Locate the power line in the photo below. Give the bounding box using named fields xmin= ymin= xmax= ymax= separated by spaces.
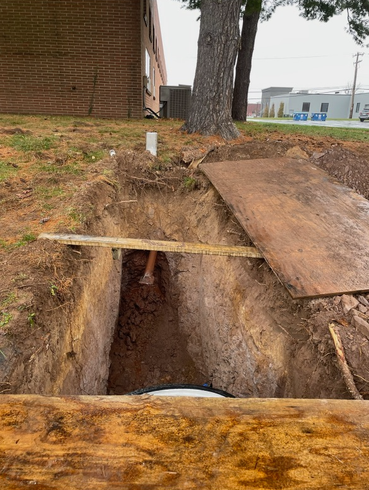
xmin=253 ymin=53 xmax=352 ymax=61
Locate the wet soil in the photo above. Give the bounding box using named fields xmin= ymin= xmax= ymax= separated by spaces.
xmin=108 ymin=251 xmax=205 ymax=394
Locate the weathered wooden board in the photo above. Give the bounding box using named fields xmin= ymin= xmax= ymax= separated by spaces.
xmin=202 ymin=158 xmax=369 ymax=298
xmin=0 ymin=395 xmax=369 ymax=489
xmin=39 ymin=233 xmax=263 ymax=258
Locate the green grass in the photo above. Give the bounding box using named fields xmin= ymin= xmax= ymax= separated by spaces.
xmin=0 ymin=234 xmax=36 ymax=249
xmin=0 ymin=239 xmax=9 ymax=250
xmin=14 ymin=232 xmax=36 ymax=248
xmin=1 ymin=292 xmax=17 ymax=309
xmin=11 ymin=273 xmax=28 ymax=283
xmin=67 ymin=207 xmax=87 ymax=226
xmin=98 ymin=128 xmax=121 ymax=135
xmin=38 ymin=161 xmax=83 ymax=175
xmin=0 ymin=160 xmax=19 ymax=181
xmin=0 ymin=115 xmax=28 ymax=126
xmin=183 ymin=176 xmax=197 ymax=190
xmin=238 ymin=121 xmax=369 ymax=142
xmin=10 ymin=134 xmax=56 ymax=152
xmin=35 ymin=185 xmax=66 ymax=200
xmin=42 ymin=203 xmax=55 ymax=211
xmin=0 ymin=312 xmax=12 ymax=328
xmin=27 ymin=312 xmax=36 ymax=327
xmin=81 ymin=149 xmax=105 ymax=162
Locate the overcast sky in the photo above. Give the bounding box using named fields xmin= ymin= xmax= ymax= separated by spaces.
xmin=156 ymin=1 xmax=369 ymax=102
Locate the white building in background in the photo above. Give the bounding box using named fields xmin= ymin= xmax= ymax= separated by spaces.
xmin=261 ymin=87 xmax=369 ymax=119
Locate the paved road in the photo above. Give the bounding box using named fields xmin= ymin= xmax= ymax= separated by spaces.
xmin=251 ymin=118 xmax=369 ymax=130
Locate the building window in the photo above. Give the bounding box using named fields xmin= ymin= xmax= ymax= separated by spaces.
xmin=320 ymin=103 xmax=329 ymax=112
xmin=145 ymin=49 xmax=150 ymax=78
xmin=152 ymin=67 xmax=156 ymax=98
xmin=302 ymin=102 xmax=310 ymax=112
xmin=143 ymin=0 xmax=147 ymax=25
xmin=356 ymin=102 xmax=361 ymax=113
xmin=153 ymin=27 xmax=156 ymax=52
xmin=145 ymin=48 xmax=152 ymax=93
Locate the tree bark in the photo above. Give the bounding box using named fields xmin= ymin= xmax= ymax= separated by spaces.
xmin=184 ymin=0 xmax=243 ymax=140
xmin=232 ymin=0 xmax=262 ymax=121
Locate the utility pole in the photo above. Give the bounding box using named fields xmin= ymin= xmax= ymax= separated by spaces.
xmin=349 ymin=52 xmax=364 ymax=119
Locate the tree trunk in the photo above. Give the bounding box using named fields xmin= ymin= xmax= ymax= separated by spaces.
xmin=184 ymin=0 xmax=243 ymax=140
xmin=232 ymin=0 xmax=262 ymax=121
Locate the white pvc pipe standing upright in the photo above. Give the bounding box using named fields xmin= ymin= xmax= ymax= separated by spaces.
xmin=146 ymin=131 xmax=158 ymax=156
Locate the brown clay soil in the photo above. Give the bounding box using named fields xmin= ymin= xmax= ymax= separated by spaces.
xmin=1 ymin=115 xmax=369 ymax=399
xmin=108 ymin=251 xmax=206 ymax=394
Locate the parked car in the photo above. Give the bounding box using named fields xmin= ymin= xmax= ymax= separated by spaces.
xmin=359 ymin=104 xmax=369 ymax=122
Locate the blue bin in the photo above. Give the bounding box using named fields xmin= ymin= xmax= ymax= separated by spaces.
xmin=311 ymin=112 xmax=327 ymax=121
xmin=293 ymin=112 xmax=308 ymax=121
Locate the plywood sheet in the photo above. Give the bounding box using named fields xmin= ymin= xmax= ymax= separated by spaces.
xmin=1 ymin=395 xmax=369 ymax=489
xmin=202 ymin=158 xmax=369 ymax=298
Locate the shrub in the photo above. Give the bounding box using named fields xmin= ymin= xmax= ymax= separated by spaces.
xmin=278 ymin=102 xmax=285 ymax=118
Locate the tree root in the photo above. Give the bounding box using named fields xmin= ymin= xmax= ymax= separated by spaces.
xmin=329 ymin=322 xmax=363 ymax=400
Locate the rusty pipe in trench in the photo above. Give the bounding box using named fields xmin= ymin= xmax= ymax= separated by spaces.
xmin=139 ymin=250 xmax=157 ymax=285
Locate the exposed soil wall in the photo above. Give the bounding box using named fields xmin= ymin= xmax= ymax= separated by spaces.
xmin=58 ymin=246 xmax=122 ymax=395
xmin=1 ymin=179 xmax=122 ymax=395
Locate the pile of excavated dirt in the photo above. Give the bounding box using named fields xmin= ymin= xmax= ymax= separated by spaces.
xmin=1 ymin=133 xmax=369 ymax=400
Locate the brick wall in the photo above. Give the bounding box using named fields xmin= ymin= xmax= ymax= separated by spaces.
xmin=0 ymin=0 xmax=155 ymax=118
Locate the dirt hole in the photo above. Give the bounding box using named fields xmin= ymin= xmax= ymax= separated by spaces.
xmin=108 ymin=251 xmax=206 ymax=394
xmin=3 ymin=147 xmax=369 ymax=399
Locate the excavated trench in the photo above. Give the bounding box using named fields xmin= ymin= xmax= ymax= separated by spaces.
xmin=108 ymin=251 xmax=206 ymax=394
xmin=97 ymin=208 xmax=337 ymax=399
xmin=48 ymin=164 xmax=346 ymax=400
xmin=7 ymin=151 xmax=352 ymax=399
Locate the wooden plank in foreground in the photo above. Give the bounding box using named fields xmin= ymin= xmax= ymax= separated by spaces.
xmin=202 ymin=158 xmax=369 ymax=298
xmin=38 ymin=233 xmax=264 ymax=258
xmin=0 ymin=396 xmax=368 ymax=489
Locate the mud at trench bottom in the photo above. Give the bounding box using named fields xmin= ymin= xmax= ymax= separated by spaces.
xmin=107 ymin=251 xmax=206 ymax=394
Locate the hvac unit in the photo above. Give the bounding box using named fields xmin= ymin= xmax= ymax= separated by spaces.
xmin=160 ymin=85 xmax=191 ymax=119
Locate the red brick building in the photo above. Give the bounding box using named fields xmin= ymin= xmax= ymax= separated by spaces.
xmin=0 ymin=0 xmax=167 ymax=118
xmin=247 ymin=103 xmax=261 ymax=117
